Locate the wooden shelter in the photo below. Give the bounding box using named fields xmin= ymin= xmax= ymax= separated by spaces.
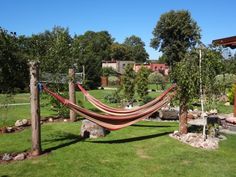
xmin=213 ymin=36 xmax=236 ymax=49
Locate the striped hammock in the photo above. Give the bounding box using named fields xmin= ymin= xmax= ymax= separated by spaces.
xmin=43 ymin=85 xmax=175 ymax=131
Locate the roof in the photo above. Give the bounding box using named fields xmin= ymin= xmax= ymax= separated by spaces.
xmin=212 ymin=36 xmax=236 ymax=49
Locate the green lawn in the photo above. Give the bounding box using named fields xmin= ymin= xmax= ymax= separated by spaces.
xmin=0 ymin=89 xmax=124 ymax=127
xmin=1 ymin=89 xmax=236 ymax=176
xmin=0 ymin=121 xmax=236 ymax=177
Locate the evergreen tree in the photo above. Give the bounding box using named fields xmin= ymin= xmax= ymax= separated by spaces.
xmin=136 ymin=66 xmax=150 ymax=101
xmin=122 ymin=64 xmax=136 ymax=103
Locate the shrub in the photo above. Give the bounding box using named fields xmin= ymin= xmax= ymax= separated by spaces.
xmin=227 ymin=84 xmax=236 ymax=105
xmin=215 ymin=74 xmax=236 ymax=94
xmin=139 ymin=96 xmax=153 ymax=106
xmin=101 ymin=67 xmax=117 ymax=77
xmin=148 ymin=72 xmax=165 ymax=90
xmin=108 ymin=76 xmax=119 ymax=86
xmin=49 ymin=91 xmax=70 ymax=118
xmin=104 ymin=91 xmax=121 ymax=104
xmin=136 ymin=66 xmax=149 ymax=101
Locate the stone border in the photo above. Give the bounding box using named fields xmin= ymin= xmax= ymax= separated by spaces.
xmin=169 ymin=131 xmax=226 ymax=150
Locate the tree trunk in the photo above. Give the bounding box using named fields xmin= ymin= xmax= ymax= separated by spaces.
xmin=179 ymin=100 xmax=188 ymax=134
xmin=29 ymin=61 xmax=42 ymax=156
xmin=69 ymin=68 xmax=76 ymax=122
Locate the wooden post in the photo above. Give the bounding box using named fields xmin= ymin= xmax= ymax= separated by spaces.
xmin=69 ymin=68 xmax=76 ymax=122
xmin=29 ymin=61 xmax=41 ymax=156
xmin=234 ymin=83 xmax=236 ymax=117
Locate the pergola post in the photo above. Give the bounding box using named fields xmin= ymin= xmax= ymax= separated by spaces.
xmin=234 ymin=83 xmax=236 ymax=117
xmin=69 ymin=68 xmax=76 ymax=122
xmin=29 ymin=61 xmax=42 ymax=156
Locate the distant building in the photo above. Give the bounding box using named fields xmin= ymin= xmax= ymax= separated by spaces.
xmin=102 ymin=60 xmax=135 ymax=74
xmin=134 ymin=63 xmax=169 ymax=75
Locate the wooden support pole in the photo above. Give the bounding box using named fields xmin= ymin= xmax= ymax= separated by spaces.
xmin=29 ymin=61 xmax=41 ymax=156
xmin=234 ymin=83 xmax=236 ymax=117
xmin=69 ymin=68 xmax=76 ymax=122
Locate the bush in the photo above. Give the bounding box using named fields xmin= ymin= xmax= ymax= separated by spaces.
xmin=101 ymin=67 xmax=117 ymax=77
xmin=49 ymin=91 xmax=70 ymax=118
xmin=148 ymin=72 xmax=165 ymax=90
xmin=104 ymin=91 xmax=121 ymax=103
xmin=44 ymin=84 xmax=70 ymax=118
xmin=215 ymin=74 xmax=236 ymax=94
xmin=108 ymin=76 xmax=119 ymax=86
xmin=139 ymin=96 xmax=153 ymax=106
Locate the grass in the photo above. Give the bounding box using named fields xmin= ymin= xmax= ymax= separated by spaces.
xmin=0 ymin=93 xmax=30 ymax=104
xmin=0 ymin=121 xmax=236 ymax=177
xmin=0 ymin=88 xmax=236 ymax=176
xmin=0 ymin=89 xmax=126 ymax=127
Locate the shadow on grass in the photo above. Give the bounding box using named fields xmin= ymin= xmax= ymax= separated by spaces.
xmin=130 ymin=124 xmax=173 ymax=128
xmin=89 ymin=131 xmax=172 ymax=144
xmin=43 ymin=132 xmax=84 ymax=153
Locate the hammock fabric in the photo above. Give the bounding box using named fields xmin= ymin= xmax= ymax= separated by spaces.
xmin=77 ymin=83 xmax=176 ymax=116
xmin=43 ymin=86 xmax=174 ymax=131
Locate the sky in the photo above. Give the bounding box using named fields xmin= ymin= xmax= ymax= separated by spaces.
xmin=1 ymin=0 xmax=236 ymax=59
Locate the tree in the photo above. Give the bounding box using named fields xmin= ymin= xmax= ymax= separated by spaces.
xmin=173 ymin=47 xmax=223 ymax=134
xmin=122 ymin=64 xmax=136 ymax=103
xmin=172 ymin=51 xmax=200 ymax=134
xmin=201 ymin=47 xmax=223 ymax=101
xmin=124 ymin=35 xmax=149 ymax=62
xmin=150 ymin=10 xmax=201 ymax=134
xmin=0 ymin=27 xmax=29 ymax=92
xmin=21 ymin=26 xmax=73 ymax=74
xmin=44 ymin=26 xmax=73 ymax=73
xmin=148 ymin=72 xmax=165 ymax=90
xmin=110 ymin=43 xmax=131 ymax=61
xmin=157 ymin=54 xmax=168 ymax=64
xmin=72 ymin=31 xmax=113 ymax=88
xmin=136 ymin=66 xmax=150 ymax=101
xmin=222 ymin=55 xmax=236 ymax=74
xmin=150 ymin=10 xmax=201 ymax=67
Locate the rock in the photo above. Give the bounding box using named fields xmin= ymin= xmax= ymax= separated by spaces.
xmin=13 ymin=153 xmax=25 ymax=161
xmin=15 ymin=119 xmax=28 ymax=127
xmin=159 ymin=110 xmax=179 ymax=120
xmin=63 ymin=119 xmax=68 ymax=122
xmin=2 ymin=153 xmax=12 ymax=161
xmin=209 ymin=109 xmax=218 ymax=115
xmin=173 ymin=130 xmax=179 ymax=135
xmin=81 ymin=119 xmax=109 ymax=138
xmin=6 ymin=127 xmax=13 ymax=133
xmin=49 ymin=118 xmax=54 ymax=122
xmin=170 ymin=132 xmax=219 ymax=150
xmin=224 ymin=102 xmax=230 ymax=106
